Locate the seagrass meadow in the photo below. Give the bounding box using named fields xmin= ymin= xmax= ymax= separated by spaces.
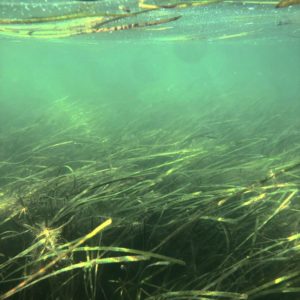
xmin=0 ymin=1 xmax=300 ymax=299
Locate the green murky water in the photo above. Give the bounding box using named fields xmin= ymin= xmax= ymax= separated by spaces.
xmin=0 ymin=2 xmax=300 ymax=300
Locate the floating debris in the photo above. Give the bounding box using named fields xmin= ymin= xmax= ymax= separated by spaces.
xmin=276 ymin=0 xmax=300 ymax=7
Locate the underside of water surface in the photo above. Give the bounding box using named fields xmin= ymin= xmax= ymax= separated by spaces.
xmin=0 ymin=0 xmax=299 ymax=39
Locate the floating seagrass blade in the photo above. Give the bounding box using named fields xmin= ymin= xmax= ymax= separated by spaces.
xmin=276 ymin=0 xmax=300 ymax=7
